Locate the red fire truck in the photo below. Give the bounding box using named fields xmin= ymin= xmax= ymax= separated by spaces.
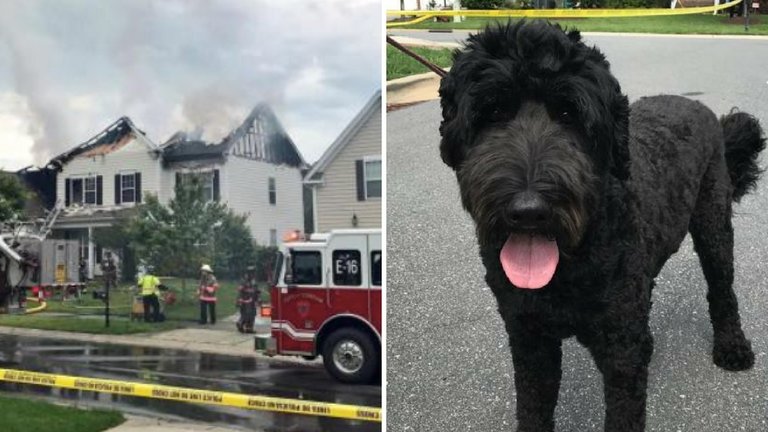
xmin=265 ymin=228 xmax=382 ymax=384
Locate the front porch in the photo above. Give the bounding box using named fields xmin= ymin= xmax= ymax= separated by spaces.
xmin=51 ymin=207 xmax=137 ymax=281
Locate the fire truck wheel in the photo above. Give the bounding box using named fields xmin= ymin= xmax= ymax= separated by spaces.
xmin=322 ymin=328 xmax=379 ymax=384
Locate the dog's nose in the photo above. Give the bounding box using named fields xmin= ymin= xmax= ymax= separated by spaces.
xmin=508 ymin=193 xmax=551 ymax=228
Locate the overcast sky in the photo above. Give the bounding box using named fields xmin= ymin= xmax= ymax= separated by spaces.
xmin=0 ymin=0 xmax=382 ymax=170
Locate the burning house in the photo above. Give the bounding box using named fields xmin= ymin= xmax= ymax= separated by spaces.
xmin=15 ymin=105 xmax=307 ymax=279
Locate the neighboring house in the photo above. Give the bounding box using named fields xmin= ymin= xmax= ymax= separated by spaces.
xmin=305 ymin=91 xmax=382 ymax=232
xmin=34 ymin=105 xmax=306 ymax=278
xmin=387 ymin=0 xmax=448 ymax=10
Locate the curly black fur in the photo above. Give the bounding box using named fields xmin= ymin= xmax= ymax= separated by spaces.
xmin=721 ymin=110 xmax=766 ymax=201
xmin=439 ymin=20 xmax=764 ymax=432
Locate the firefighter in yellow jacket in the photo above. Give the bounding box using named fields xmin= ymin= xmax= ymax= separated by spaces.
xmin=138 ymin=268 xmax=161 ymax=323
xmin=198 ymin=264 xmax=218 ymax=325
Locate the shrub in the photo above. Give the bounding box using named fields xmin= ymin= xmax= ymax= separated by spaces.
xmin=462 ymin=0 xmax=505 ymax=8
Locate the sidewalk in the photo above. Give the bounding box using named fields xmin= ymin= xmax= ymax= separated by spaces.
xmin=106 ymin=415 xmax=249 ymax=432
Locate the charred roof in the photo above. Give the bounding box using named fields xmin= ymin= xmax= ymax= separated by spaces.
xmin=161 ymin=104 xmax=306 ymax=168
xmin=47 ymin=117 xmax=155 ymax=170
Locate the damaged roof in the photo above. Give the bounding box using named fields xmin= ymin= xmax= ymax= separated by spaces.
xmin=161 ymin=139 xmax=229 ymax=163
xmin=44 ymin=104 xmax=306 ymax=170
xmin=16 ymin=166 xmax=57 ymax=212
xmin=161 ymin=104 xmax=307 ymax=168
xmin=48 ymin=116 xmax=157 ymax=170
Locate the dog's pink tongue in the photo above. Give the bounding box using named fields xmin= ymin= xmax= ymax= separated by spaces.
xmin=500 ymin=234 xmax=559 ymax=289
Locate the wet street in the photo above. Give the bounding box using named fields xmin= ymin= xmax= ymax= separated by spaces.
xmin=0 ymin=335 xmax=381 ymax=432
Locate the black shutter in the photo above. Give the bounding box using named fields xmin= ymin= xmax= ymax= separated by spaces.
xmin=65 ymin=178 xmax=71 ymax=207
xmin=114 ymin=174 xmax=121 ymax=205
xmin=96 ymin=175 xmax=103 ymax=205
xmin=355 ymin=160 xmax=365 ymax=201
xmin=135 ymin=172 xmax=142 ymax=203
xmin=175 ymin=172 xmax=181 ymax=189
xmin=213 ymin=169 xmax=220 ymax=201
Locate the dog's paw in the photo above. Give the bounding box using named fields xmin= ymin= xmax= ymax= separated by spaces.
xmin=713 ymin=336 xmax=755 ymax=371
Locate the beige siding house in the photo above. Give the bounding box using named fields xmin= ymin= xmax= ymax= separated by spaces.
xmin=305 ymin=91 xmax=382 ymax=232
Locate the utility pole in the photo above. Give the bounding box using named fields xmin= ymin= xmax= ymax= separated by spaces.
xmin=744 ymin=0 xmax=750 ymax=31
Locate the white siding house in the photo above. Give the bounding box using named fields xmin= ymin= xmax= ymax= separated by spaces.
xmin=223 ymin=157 xmax=304 ymax=246
xmin=387 ymin=0 xmax=454 ymax=10
xmin=305 ymin=91 xmax=382 ymax=232
xmin=50 ymin=118 xmax=161 ymax=278
xmin=47 ymin=107 xmax=307 ymax=277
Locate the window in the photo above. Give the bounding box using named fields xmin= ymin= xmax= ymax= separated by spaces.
xmin=364 ymin=158 xmax=381 ymax=199
xmin=268 ymin=177 xmax=276 ymax=205
xmin=179 ymin=171 xmax=216 ymax=202
xmin=291 ymin=251 xmax=322 ymax=285
xmin=371 ymin=250 xmax=382 ymax=287
xmin=71 ymin=178 xmax=83 ymax=204
xmin=67 ymin=175 xmax=100 ymax=206
xmin=269 ymin=229 xmax=277 ymax=247
xmin=121 ymin=173 xmax=136 ymax=203
xmin=84 ymin=177 xmax=97 ymax=204
xmin=333 ymin=250 xmax=361 ymax=286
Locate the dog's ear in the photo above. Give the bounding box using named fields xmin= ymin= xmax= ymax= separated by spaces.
xmin=609 ymin=92 xmax=631 ymax=181
xmin=439 ymin=74 xmax=463 ymax=170
xmin=587 ymin=46 xmax=631 ymax=181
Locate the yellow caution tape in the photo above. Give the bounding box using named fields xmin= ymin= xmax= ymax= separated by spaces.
xmin=387 ymin=0 xmax=741 ymax=22
xmin=387 ymin=14 xmax=438 ymax=28
xmin=0 ymin=368 xmax=381 ymax=422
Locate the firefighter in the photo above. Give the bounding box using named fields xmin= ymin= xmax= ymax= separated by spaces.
xmin=198 ymin=264 xmax=218 ymax=325
xmin=138 ymin=267 xmax=161 ymax=322
xmin=236 ymin=266 xmax=260 ymax=333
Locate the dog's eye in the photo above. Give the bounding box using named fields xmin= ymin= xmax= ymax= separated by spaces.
xmin=559 ymin=110 xmax=572 ymax=123
xmin=489 ymin=109 xmax=504 ymax=122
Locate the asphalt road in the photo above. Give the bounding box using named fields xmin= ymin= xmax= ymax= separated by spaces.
xmin=386 ymin=33 xmax=768 ymax=431
xmin=0 ymin=335 xmax=380 ymax=432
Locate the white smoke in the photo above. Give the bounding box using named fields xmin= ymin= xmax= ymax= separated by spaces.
xmin=0 ymin=0 xmax=381 ymax=165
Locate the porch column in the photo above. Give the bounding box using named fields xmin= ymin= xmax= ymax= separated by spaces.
xmin=88 ymin=226 xmax=95 ymax=279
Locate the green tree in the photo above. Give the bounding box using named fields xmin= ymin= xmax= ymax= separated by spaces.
xmin=125 ymin=176 xmax=258 ymax=288
xmin=0 ymin=172 xmax=26 ymax=223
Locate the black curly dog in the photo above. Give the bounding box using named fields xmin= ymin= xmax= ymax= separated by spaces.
xmin=438 ymin=21 xmax=765 ymax=432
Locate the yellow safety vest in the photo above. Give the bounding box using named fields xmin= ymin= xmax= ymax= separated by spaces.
xmin=139 ymin=275 xmax=160 ymax=296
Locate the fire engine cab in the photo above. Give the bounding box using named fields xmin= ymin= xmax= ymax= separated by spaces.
xmin=267 ymin=228 xmax=382 ymax=384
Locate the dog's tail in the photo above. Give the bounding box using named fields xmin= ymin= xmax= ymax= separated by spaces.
xmin=721 ymin=109 xmax=766 ymax=202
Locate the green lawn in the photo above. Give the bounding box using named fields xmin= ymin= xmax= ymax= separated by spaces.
xmin=0 ymin=279 xmax=270 ymax=335
xmin=396 ymin=14 xmax=768 ymax=34
xmin=0 ymin=314 xmax=182 ymax=334
xmin=0 ymin=393 xmax=124 ymax=432
xmin=387 ymin=44 xmax=454 ymax=80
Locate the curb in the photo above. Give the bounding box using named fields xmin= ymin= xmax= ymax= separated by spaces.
xmin=389 ymin=35 xmax=462 ymax=48
xmin=387 ymin=71 xmax=440 ymax=92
